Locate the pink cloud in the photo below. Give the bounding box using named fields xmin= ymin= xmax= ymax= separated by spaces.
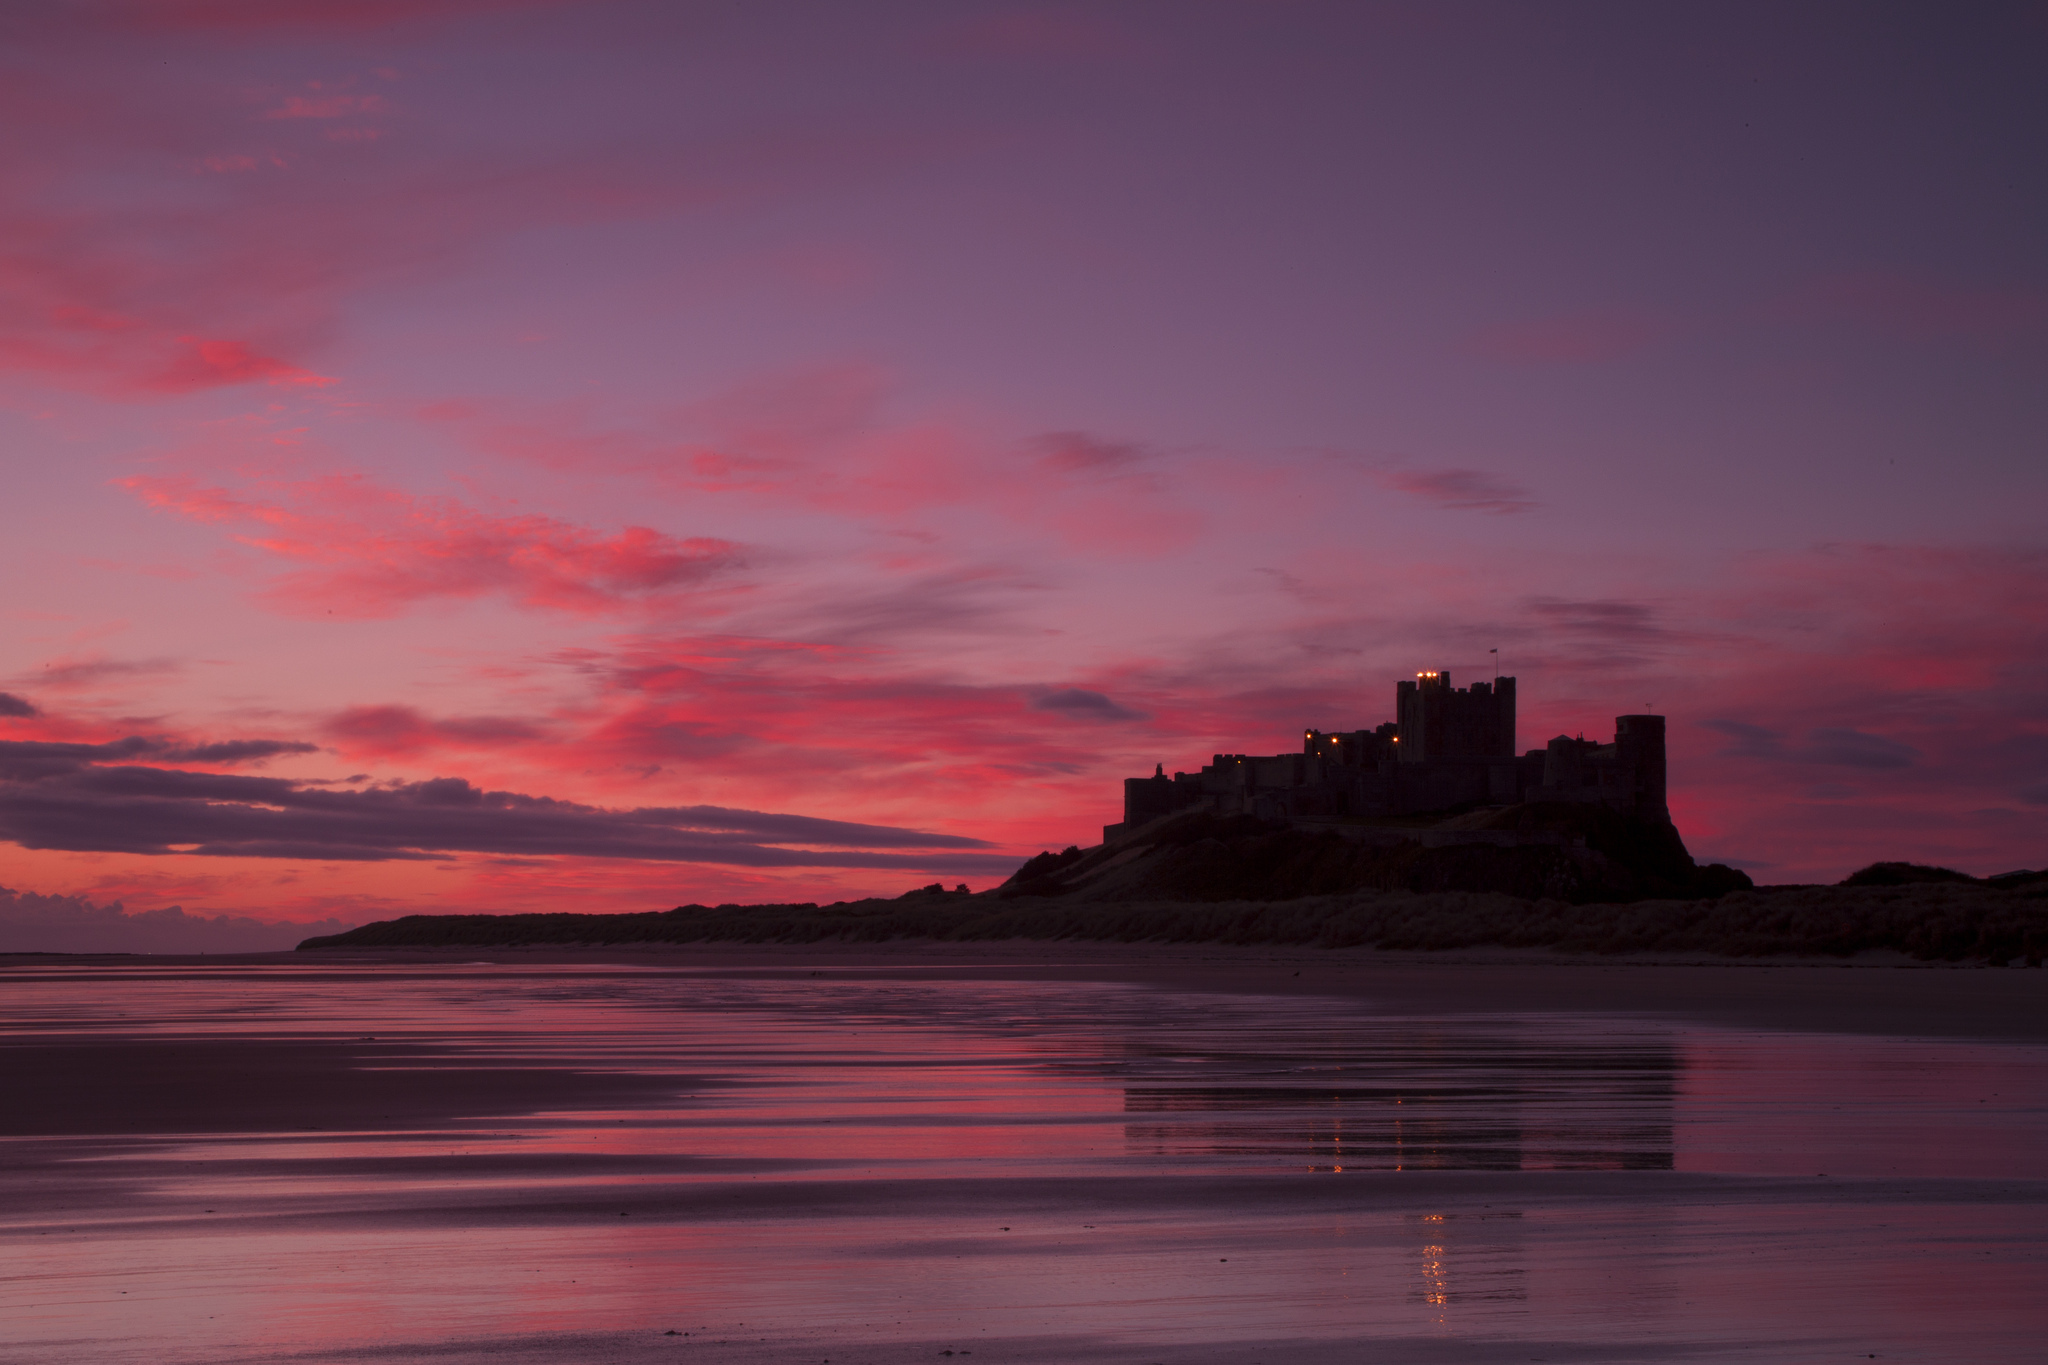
xmin=434 ymin=371 xmax=885 ymax=500
xmin=446 ymin=381 xmax=1208 ymax=555
xmin=0 ymin=58 xmax=949 ymax=401
xmin=1033 ymin=431 xmax=1145 ymax=472
xmin=323 ymin=704 xmax=546 ymax=758
xmin=0 ymin=290 xmax=334 ymax=397
xmin=530 ymin=632 xmax=1162 ymax=837
xmin=19 ymin=654 xmax=183 ymax=692
xmin=157 ymin=337 xmax=337 ymax=389
xmin=120 ymin=471 xmax=744 ymax=618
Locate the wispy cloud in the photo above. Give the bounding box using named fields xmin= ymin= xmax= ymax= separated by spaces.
xmin=158 ymin=338 xmax=337 ymax=390
xmin=1378 ymin=468 xmax=1538 ymax=515
xmin=1031 ymin=688 xmax=1147 ymax=722
xmin=0 ymin=69 xmax=943 ymax=401
xmin=1701 ymin=720 xmax=1918 ymax=770
xmin=121 ymin=471 xmax=743 ymax=618
xmin=1523 ymin=597 xmax=1671 ymax=645
xmin=324 ymin=705 xmax=547 ymax=757
xmin=23 ymin=655 xmax=183 ymax=691
xmin=447 ymin=384 xmax=1206 ymax=555
xmin=1032 ymin=431 xmax=1147 ymax=473
xmin=0 ymin=884 xmax=356 ymax=954
xmin=162 ymin=738 xmax=320 ymax=765
xmin=0 ymin=739 xmax=1013 ymax=873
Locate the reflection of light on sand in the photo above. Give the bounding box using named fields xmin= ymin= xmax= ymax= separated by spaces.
xmin=1420 ymin=1210 xmax=1451 ymax=1320
xmin=1118 ymin=1014 xmax=1684 ymax=1172
xmin=1422 ymin=1242 xmax=1449 ymax=1320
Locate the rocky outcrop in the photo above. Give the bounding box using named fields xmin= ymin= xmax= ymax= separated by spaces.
xmin=998 ymin=803 xmax=1753 ymax=905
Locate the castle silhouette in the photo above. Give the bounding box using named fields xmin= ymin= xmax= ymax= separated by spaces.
xmin=1105 ymin=672 xmax=1667 ymax=842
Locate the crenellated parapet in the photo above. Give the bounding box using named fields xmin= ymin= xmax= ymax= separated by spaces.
xmin=1395 ymin=671 xmax=1516 ymax=761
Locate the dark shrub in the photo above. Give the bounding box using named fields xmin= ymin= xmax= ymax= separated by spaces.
xmin=1841 ymin=862 xmax=1977 ymax=888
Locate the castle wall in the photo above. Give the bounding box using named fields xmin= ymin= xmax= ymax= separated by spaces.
xmin=1110 ymin=675 xmax=1667 ymax=842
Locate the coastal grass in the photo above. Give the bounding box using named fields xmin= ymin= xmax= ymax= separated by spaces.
xmin=302 ymin=878 xmax=2048 ymax=964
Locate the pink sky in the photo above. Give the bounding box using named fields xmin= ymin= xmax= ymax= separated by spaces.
xmin=2 ymin=1 xmax=2043 ymax=928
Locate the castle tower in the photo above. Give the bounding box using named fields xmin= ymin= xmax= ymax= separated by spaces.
xmin=1613 ymin=714 xmax=1668 ymax=821
xmin=1396 ymin=671 xmax=1516 ymax=762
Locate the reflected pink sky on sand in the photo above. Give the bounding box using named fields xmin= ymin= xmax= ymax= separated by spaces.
xmin=5 ymin=959 xmax=2046 ymax=1363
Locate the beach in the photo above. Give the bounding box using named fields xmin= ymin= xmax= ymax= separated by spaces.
xmin=4 ymin=943 xmax=2044 ymax=1364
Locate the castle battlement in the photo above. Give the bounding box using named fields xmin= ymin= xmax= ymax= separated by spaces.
xmin=1106 ymin=672 xmax=1668 ymax=841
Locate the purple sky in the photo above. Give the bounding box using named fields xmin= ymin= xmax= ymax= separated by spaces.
xmin=2 ymin=1 xmax=2043 ymax=928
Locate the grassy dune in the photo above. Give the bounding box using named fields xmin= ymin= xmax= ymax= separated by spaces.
xmin=302 ymin=867 xmax=2048 ymax=964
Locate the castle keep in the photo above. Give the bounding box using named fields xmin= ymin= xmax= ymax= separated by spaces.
xmin=1106 ymin=672 xmax=1668 ymax=841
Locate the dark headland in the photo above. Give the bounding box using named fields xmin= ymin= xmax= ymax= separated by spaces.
xmin=302 ymin=672 xmax=2048 ymax=964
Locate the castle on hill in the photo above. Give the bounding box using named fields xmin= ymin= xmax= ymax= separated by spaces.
xmin=1104 ymin=671 xmax=1668 ymax=842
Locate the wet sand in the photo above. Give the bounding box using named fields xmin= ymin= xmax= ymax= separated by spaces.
xmin=310 ymin=937 xmax=2048 ymax=1040
xmin=3 ymin=942 xmax=2044 ymax=1364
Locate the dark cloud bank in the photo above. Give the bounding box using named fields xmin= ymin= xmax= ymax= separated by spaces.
xmin=0 ymin=738 xmax=1013 ymax=873
xmin=1702 ymin=720 xmax=1920 ymax=770
xmin=1031 ymin=688 xmax=1146 ymax=721
xmin=0 ymin=886 xmax=355 ymax=954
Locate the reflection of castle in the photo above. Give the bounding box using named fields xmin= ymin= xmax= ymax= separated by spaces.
xmin=1119 ymin=1018 xmax=1677 ymax=1173
xmin=1107 ymin=672 xmax=1668 ymax=842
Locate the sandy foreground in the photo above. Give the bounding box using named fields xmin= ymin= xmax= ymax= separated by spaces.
xmin=3 ymin=941 xmax=2044 ymax=1365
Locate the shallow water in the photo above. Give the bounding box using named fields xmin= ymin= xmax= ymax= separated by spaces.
xmin=2 ymin=959 xmax=2043 ymax=1364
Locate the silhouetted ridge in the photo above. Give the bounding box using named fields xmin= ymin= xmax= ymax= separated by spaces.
xmin=1842 ymin=861 xmax=1978 ymax=887
xmin=302 ymin=873 xmax=2048 ymax=965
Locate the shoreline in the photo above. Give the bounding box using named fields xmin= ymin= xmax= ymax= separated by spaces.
xmin=11 ymin=936 xmax=2045 ymax=1041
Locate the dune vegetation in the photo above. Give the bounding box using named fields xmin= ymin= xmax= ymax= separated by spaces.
xmin=302 ymin=862 xmax=2048 ymax=964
